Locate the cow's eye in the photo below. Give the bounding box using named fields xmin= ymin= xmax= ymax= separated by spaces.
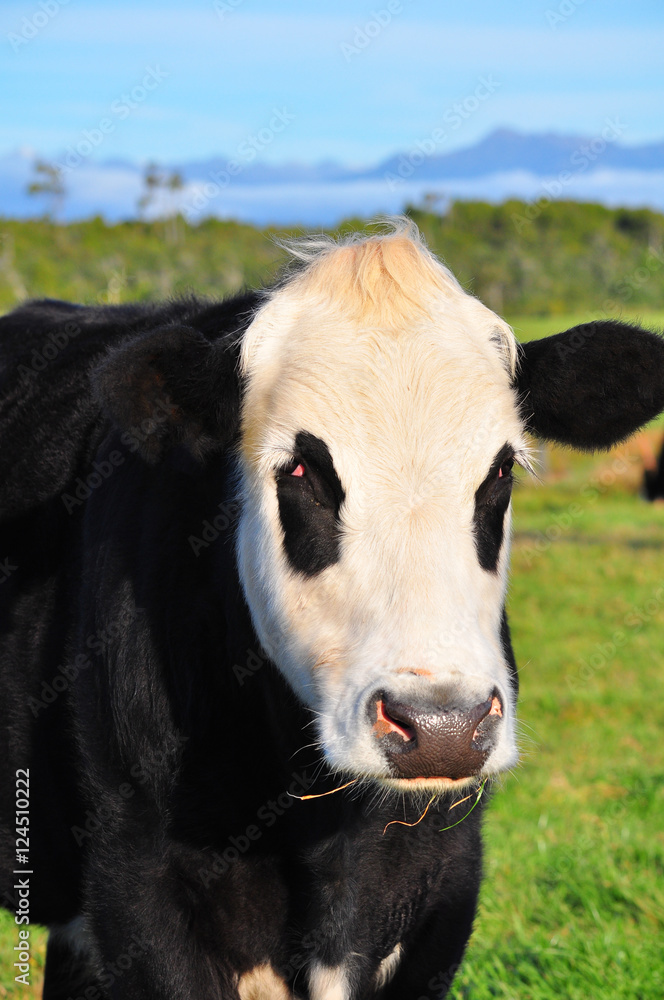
xmin=498 ymin=457 xmax=514 ymax=479
xmin=281 ymin=458 xmax=306 ymax=478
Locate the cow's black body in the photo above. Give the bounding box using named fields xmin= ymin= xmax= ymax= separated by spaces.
xmin=3 ymin=275 xmax=664 ymax=1000
xmin=0 ymin=297 xmax=496 ymax=999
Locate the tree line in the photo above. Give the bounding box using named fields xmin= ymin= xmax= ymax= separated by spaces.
xmin=3 ymin=192 xmax=664 ymax=318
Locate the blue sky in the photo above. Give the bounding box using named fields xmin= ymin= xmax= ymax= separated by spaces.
xmin=2 ymin=0 xmax=663 ymax=166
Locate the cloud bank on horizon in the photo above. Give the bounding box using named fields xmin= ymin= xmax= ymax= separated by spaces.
xmin=4 ymin=126 xmax=664 ymax=228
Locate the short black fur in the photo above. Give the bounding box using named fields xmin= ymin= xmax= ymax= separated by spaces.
xmin=472 ymin=443 xmax=514 ymax=572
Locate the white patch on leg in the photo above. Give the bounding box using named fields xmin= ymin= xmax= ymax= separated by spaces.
xmin=373 ymin=942 xmax=402 ymax=989
xmin=308 ymin=962 xmax=351 ymax=1000
xmin=237 ymin=963 xmax=292 ymax=999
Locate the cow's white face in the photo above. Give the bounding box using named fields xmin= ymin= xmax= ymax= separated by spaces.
xmin=236 ymin=229 xmax=531 ymax=793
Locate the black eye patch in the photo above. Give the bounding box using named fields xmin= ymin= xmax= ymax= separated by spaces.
xmin=276 ymin=431 xmax=346 ymax=576
xmin=473 ymin=443 xmax=515 ymax=572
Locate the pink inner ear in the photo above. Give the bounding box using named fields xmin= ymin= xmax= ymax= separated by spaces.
xmin=498 ymin=468 xmax=503 ymax=478
xmin=291 ymin=463 xmax=305 ymax=477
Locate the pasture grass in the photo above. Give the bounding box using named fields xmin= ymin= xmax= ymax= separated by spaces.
xmin=1 ymin=319 xmax=663 ymax=997
xmin=507 ymin=310 xmax=664 ymax=343
xmin=0 ymin=920 xmax=45 ymax=997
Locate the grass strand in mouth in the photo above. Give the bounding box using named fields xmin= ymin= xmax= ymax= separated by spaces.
xmin=288 ymin=778 xmax=359 ymax=801
xmin=438 ymin=778 xmax=487 ymax=833
xmin=381 ymin=778 xmax=488 ymax=835
xmin=383 ymin=795 xmax=436 ymax=835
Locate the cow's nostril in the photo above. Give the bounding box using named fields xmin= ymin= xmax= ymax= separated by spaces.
xmin=471 ymin=689 xmax=503 ymax=743
xmin=374 ymin=698 xmax=416 ymax=742
xmin=489 ymin=693 xmax=503 ymax=717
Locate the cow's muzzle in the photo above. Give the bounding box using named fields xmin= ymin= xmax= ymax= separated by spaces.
xmin=369 ymin=688 xmax=503 ymax=781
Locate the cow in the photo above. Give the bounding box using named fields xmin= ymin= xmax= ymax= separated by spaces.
xmin=1 ymin=220 xmax=663 ymax=1000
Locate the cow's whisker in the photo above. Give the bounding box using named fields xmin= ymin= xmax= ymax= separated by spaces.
xmin=289 ymin=740 xmax=323 ymax=760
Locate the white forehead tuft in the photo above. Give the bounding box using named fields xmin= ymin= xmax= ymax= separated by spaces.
xmin=239 ymin=218 xmax=518 ymax=382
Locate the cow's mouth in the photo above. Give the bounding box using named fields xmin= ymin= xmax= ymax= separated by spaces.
xmin=378 ymin=773 xmax=479 ymax=790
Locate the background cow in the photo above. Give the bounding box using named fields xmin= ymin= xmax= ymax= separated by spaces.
xmin=1 ymin=221 xmax=663 ymax=999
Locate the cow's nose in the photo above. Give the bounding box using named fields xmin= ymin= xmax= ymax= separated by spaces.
xmin=369 ymin=689 xmax=503 ymax=781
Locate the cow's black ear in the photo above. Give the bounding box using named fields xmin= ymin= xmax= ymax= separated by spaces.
xmin=516 ymin=320 xmax=664 ymax=450
xmin=93 ymin=325 xmax=241 ymax=461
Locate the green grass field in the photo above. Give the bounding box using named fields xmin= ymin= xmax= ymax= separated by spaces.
xmin=1 ymin=314 xmax=663 ymax=996
xmin=508 ymin=311 xmax=664 ymax=343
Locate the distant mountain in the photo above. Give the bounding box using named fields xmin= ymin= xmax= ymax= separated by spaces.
xmin=173 ymin=128 xmax=664 ymax=185
xmin=370 ymin=127 xmax=664 ymax=181
xmin=2 ymin=128 xmax=664 ymax=226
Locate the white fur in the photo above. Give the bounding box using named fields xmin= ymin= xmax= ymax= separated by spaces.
xmin=236 ymin=220 xmax=528 ymax=792
xmin=308 ymin=962 xmax=351 ymax=1000
xmin=237 ymin=963 xmax=292 ymax=999
xmin=373 ymin=942 xmax=402 ymax=989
